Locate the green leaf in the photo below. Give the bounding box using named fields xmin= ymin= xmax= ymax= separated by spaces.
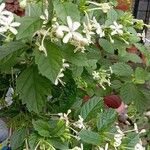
xmin=107 ymin=9 xmax=118 ymax=22
xmin=0 ymin=41 xmax=27 ymax=61
xmin=35 ymin=41 xmax=63 ymax=84
xmin=16 ymin=66 xmax=51 ymax=113
xmin=134 ymin=67 xmax=150 ymax=84
xmin=111 ymin=62 xmax=133 ymax=76
xmin=53 ymin=1 xmax=80 ymax=23
xmin=120 ymin=82 xmax=148 ymax=112
xmin=122 ymin=132 xmax=139 ymax=148
xmin=120 ymin=53 xmax=142 ymax=63
xmin=99 ymin=39 xmax=114 ymax=53
xmin=10 ymin=128 xmax=26 ymax=150
xmin=79 ymin=130 xmax=102 ymax=145
xmin=16 ymin=17 xmax=43 ymax=40
xmin=33 ymin=120 xmax=51 ymax=137
xmin=80 ymin=97 xmax=102 ymax=120
xmin=97 ymin=109 xmax=117 ymax=132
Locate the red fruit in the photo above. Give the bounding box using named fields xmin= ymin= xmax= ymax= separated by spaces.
xmin=116 ymin=5 xmax=129 ymax=11
xmin=104 ymin=95 xmax=122 ymax=109
xmin=83 ymin=95 xmax=90 ymax=103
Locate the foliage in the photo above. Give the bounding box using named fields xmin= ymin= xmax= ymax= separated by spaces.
xmin=0 ymin=0 xmax=150 ymax=149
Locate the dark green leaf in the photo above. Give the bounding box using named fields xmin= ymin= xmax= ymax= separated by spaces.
xmin=16 ymin=66 xmax=51 ymax=113
xmin=35 ymin=41 xmax=63 ymax=84
xmin=80 ymin=97 xmax=102 ymax=119
xmin=99 ymin=39 xmax=114 ymax=53
xmin=111 ymin=62 xmax=133 ymax=76
xmin=0 ymin=41 xmax=27 ymax=60
xmin=10 ymin=128 xmax=26 ymax=150
xmin=97 ymin=109 xmax=117 ymax=132
xmin=53 ymin=1 xmax=80 ymax=23
xmin=16 ymin=17 xmax=43 ymax=40
xmin=120 ymin=82 xmax=148 ymax=112
xmin=33 ymin=120 xmax=51 ymax=137
xmin=79 ymin=130 xmax=102 ymax=145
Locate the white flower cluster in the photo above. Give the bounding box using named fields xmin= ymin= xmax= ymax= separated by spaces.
xmin=58 ymin=109 xmax=71 ymax=126
xmin=92 ymin=67 xmax=112 ymax=90
xmin=51 ymin=15 xmax=124 ymax=52
xmin=54 ymin=59 xmax=69 ymax=85
xmin=73 ymin=115 xmax=85 ymax=129
xmin=97 ymin=143 xmax=108 ymax=150
xmin=52 ymin=16 xmax=89 ymax=53
xmin=0 ymin=3 xmax=20 ymax=35
xmin=70 ymin=144 xmax=83 ymax=150
xmin=113 ymin=126 xmax=124 ymax=147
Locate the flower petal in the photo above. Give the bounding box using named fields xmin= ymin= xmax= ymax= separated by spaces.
xmin=9 ymin=27 xmax=18 ymax=35
xmin=63 ymin=33 xmax=72 ymax=43
xmin=72 ymin=22 xmax=80 ymax=31
xmin=0 ymin=3 xmax=5 ymax=13
xmin=10 ymin=22 xmax=21 ymax=27
xmin=67 ymin=16 xmax=72 ymax=29
xmin=0 ymin=26 xmax=7 ymax=33
xmin=58 ymin=25 xmax=69 ymax=32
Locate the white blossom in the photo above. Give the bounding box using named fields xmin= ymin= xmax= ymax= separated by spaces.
xmin=92 ymin=17 xmax=105 ymax=37
xmin=110 ymin=21 xmax=123 ymax=35
xmin=73 ymin=115 xmax=85 ymax=129
xmin=0 ymin=3 xmax=20 ymax=35
xmin=83 ymin=22 xmax=95 ymax=43
xmin=134 ymin=143 xmax=145 ymax=150
xmin=40 ymin=9 xmax=49 ymax=24
xmin=92 ymin=71 xmax=100 ymax=80
xmin=58 ymin=109 xmax=71 ymax=126
xmin=56 ymin=16 xmax=81 ymax=43
xmin=100 ymin=3 xmax=111 ymax=13
xmin=54 ymin=59 xmax=69 ymax=85
xmin=113 ymin=126 xmax=124 ymax=147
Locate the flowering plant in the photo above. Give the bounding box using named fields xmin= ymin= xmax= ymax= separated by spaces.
xmin=0 ymin=0 xmax=150 ymax=149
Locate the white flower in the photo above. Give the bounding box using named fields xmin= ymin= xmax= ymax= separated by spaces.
xmin=83 ymin=22 xmax=95 ymax=43
xmin=110 ymin=21 xmax=123 ymax=35
xmin=40 ymin=9 xmax=49 ymax=24
xmin=59 ymin=16 xmax=81 ymax=43
xmin=0 ymin=15 xmax=20 ymax=35
xmin=134 ymin=143 xmax=145 ymax=150
xmin=58 ymin=109 xmax=71 ymax=126
xmin=54 ymin=59 xmax=69 ymax=85
xmin=113 ymin=126 xmax=124 ymax=147
xmin=92 ymin=71 xmax=100 ymax=80
xmin=92 ymin=17 xmax=105 ymax=37
xmin=137 ymin=31 xmax=150 ymax=44
xmin=100 ymin=3 xmax=111 ymax=13
xmin=73 ymin=115 xmax=85 ymax=129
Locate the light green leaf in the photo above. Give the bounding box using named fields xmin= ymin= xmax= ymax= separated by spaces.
xmin=111 ymin=62 xmax=133 ymax=76
xmin=80 ymin=97 xmax=102 ymax=120
xmin=134 ymin=67 xmax=150 ymax=84
xmin=35 ymin=41 xmax=63 ymax=84
xmin=0 ymin=41 xmax=27 ymax=61
xmin=97 ymin=109 xmax=117 ymax=132
xmin=107 ymin=9 xmax=118 ymax=22
xmin=99 ymin=39 xmax=114 ymax=53
xmin=53 ymin=1 xmax=80 ymax=23
xmin=16 ymin=17 xmax=43 ymax=40
xmin=10 ymin=128 xmax=26 ymax=150
xmin=16 ymin=66 xmax=51 ymax=113
xmin=79 ymin=130 xmax=102 ymax=145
